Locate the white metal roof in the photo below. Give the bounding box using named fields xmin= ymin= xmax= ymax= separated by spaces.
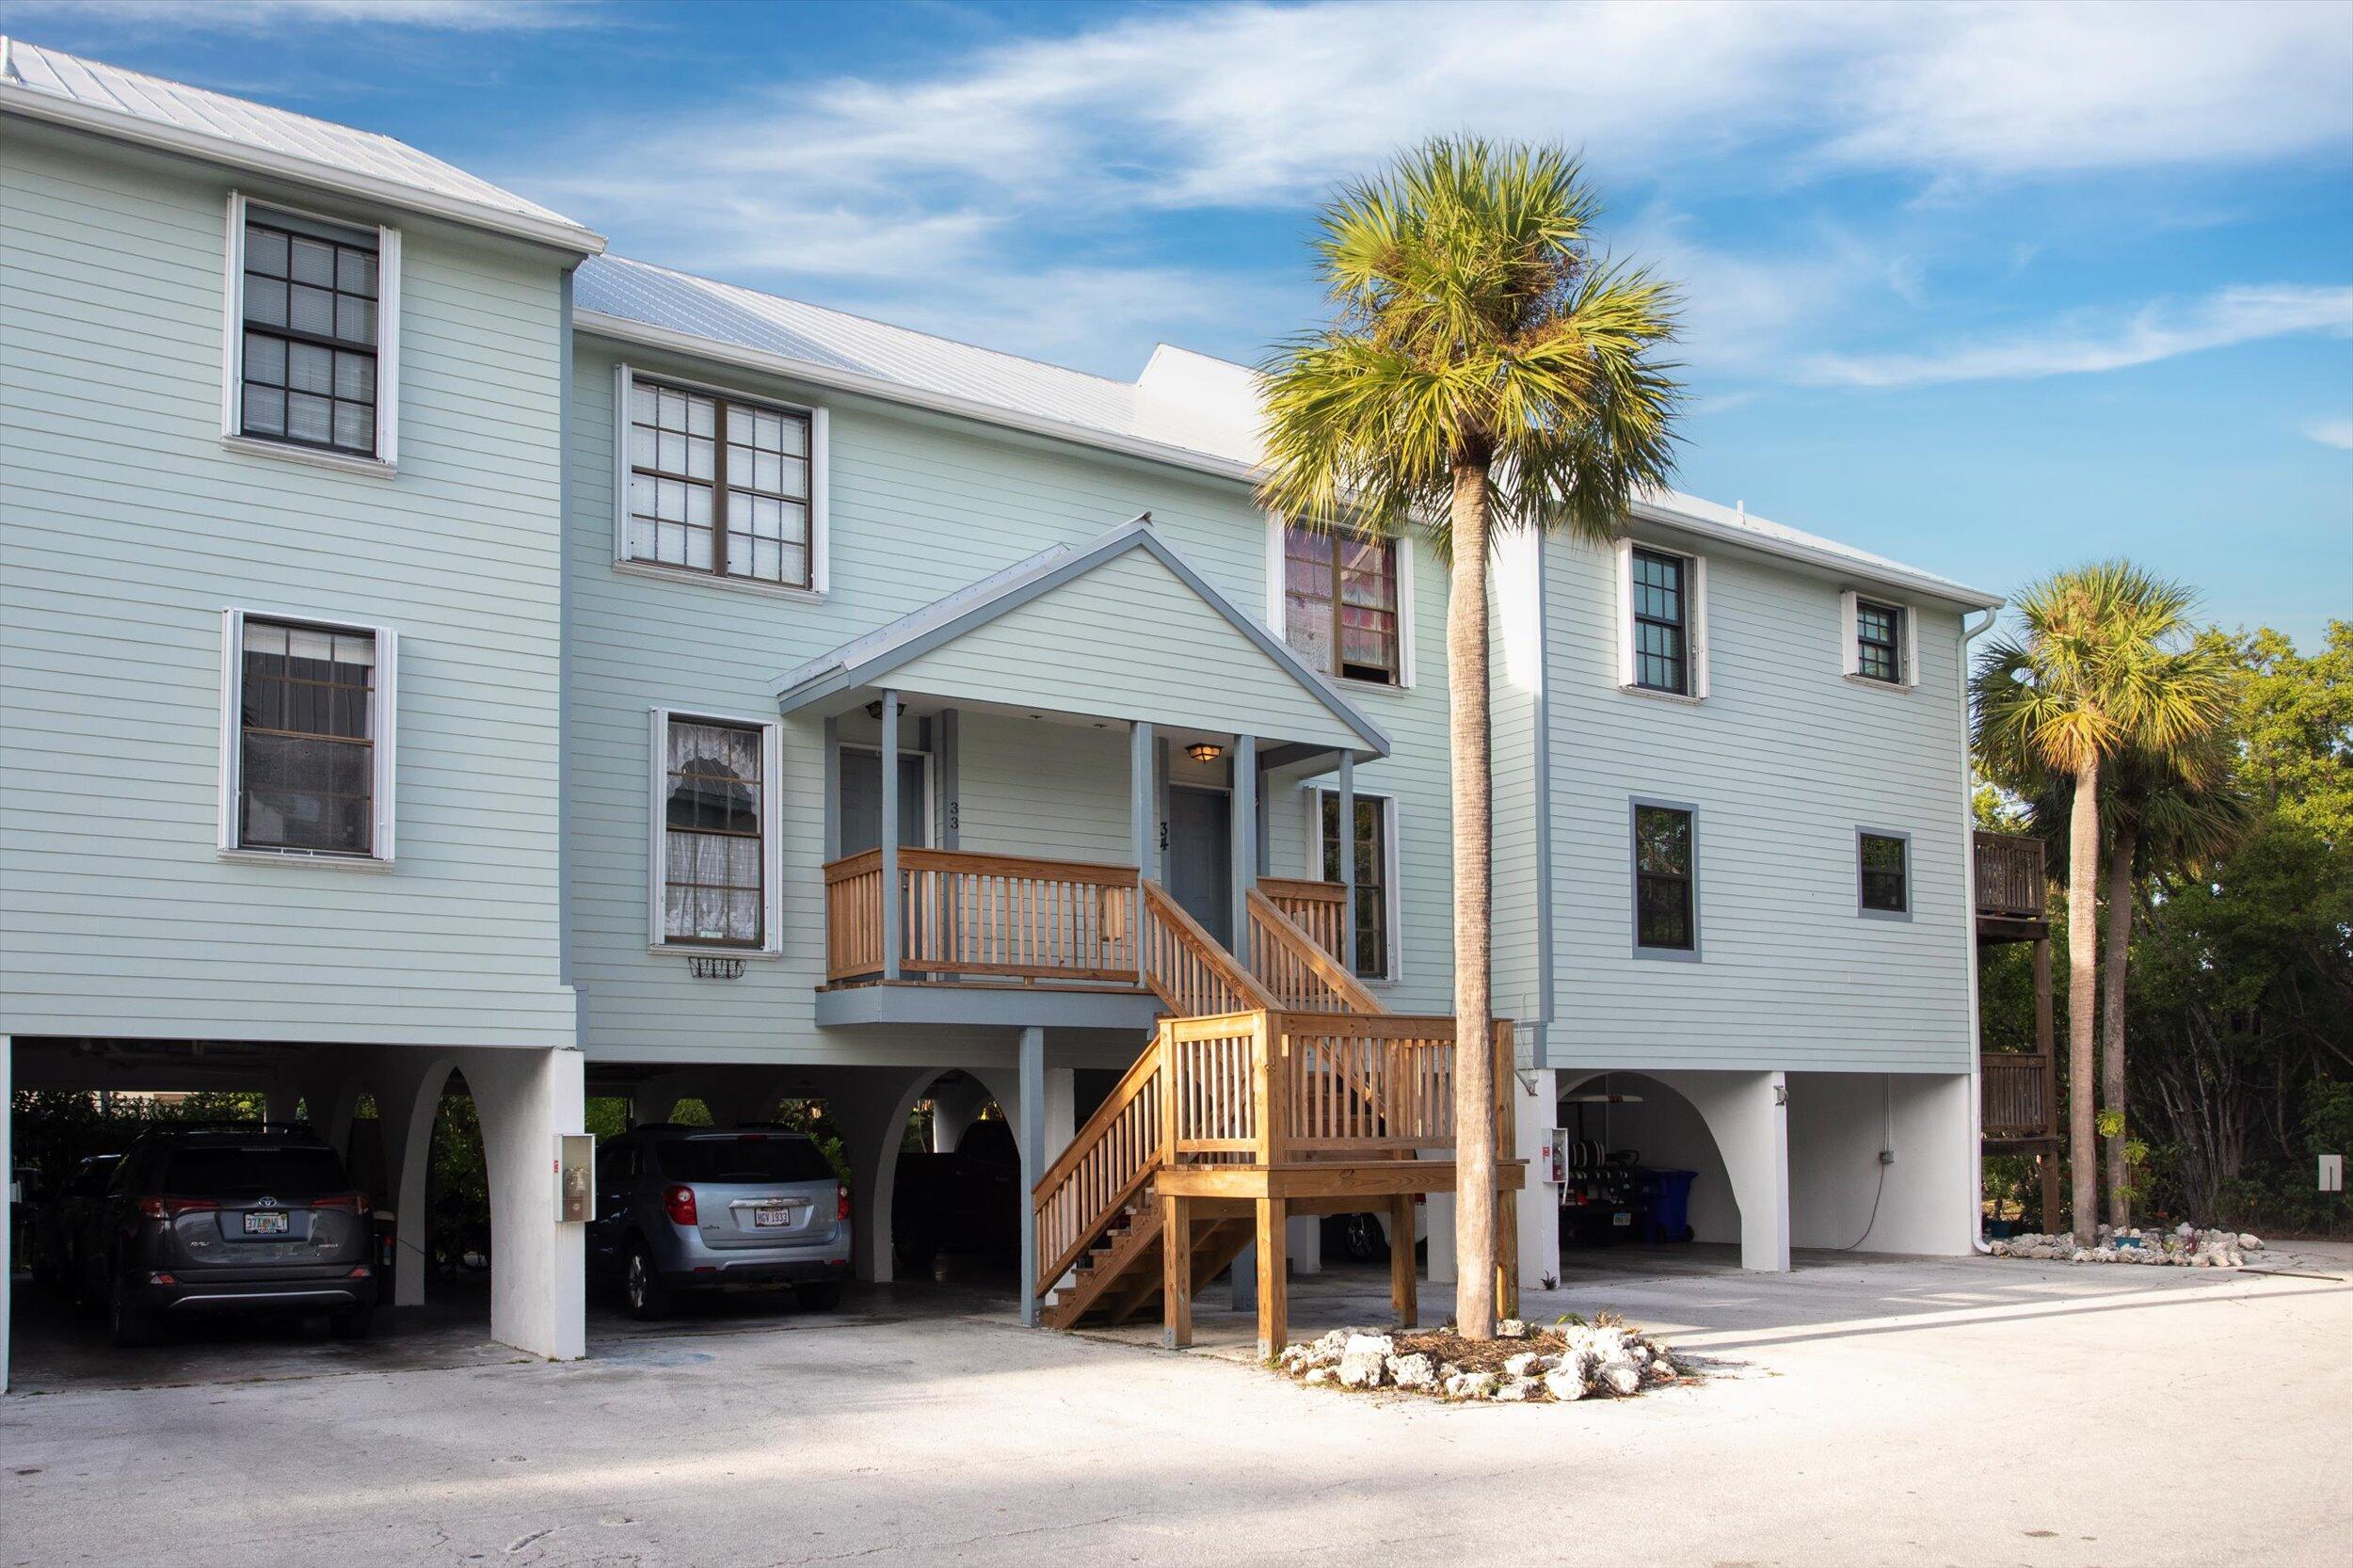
xmin=0 ymin=37 xmax=602 ymax=254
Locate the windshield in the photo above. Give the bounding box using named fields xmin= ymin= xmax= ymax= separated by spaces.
xmin=655 ymin=1136 xmax=834 ymax=1184
xmin=159 ymin=1145 xmax=350 ymax=1196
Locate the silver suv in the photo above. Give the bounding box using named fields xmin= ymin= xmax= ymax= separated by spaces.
xmin=590 ymin=1126 xmax=851 ymax=1319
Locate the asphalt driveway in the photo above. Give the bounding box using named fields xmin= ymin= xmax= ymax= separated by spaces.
xmin=4 ymin=1247 xmax=2348 ymax=1567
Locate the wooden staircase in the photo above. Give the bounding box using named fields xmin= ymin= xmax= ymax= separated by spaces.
xmin=1032 ymin=877 xmax=1521 ymax=1353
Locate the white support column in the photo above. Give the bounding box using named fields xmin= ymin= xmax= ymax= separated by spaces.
xmin=1017 ymin=1026 xmax=1046 ymax=1327
xmin=1425 ymin=1191 xmax=1457 ymax=1284
xmin=1675 ymin=1069 xmax=1791 ymax=1273
xmin=878 ymin=689 xmax=902 ymax=981
xmin=1229 ymin=733 xmax=1257 ymax=941
xmin=2 ymin=1035 xmax=12 ymax=1394
xmin=1514 ymin=1066 xmax=1561 ymax=1291
xmin=465 ymin=1046 xmax=587 ymax=1360
xmin=366 ymin=1047 xmax=458 ymax=1309
xmin=1286 ymin=1214 xmax=1321 ymax=1275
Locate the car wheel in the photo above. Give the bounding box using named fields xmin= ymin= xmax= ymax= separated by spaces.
xmin=794 ymin=1282 xmax=844 ymax=1312
xmin=328 ymin=1306 xmax=374 ymax=1339
xmin=624 ymin=1244 xmax=671 ymax=1320
xmin=107 ymin=1273 xmax=160 ymax=1349
xmin=1339 ymin=1212 xmax=1386 ymax=1263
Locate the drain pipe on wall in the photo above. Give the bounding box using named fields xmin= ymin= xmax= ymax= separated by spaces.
xmin=1958 ymin=604 xmax=2001 ymax=1254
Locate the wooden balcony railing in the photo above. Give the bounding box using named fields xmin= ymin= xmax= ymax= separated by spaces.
xmin=1140 ymin=880 xmax=1274 ymax=1016
xmin=1257 ymin=876 xmax=1346 ymax=958
xmin=1974 ymin=830 xmax=2046 ymax=920
xmin=1244 ymin=888 xmax=1384 ymax=1015
xmin=1982 ymin=1052 xmax=2056 ymax=1141
xmin=824 ymin=847 xmax=1141 ymax=984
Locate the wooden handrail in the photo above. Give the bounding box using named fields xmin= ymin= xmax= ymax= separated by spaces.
xmin=1246 ymin=888 xmax=1385 ymax=1015
xmin=1032 ymin=1034 xmax=1167 ymax=1295
xmin=1973 ymin=831 xmax=2046 ymax=920
xmin=823 ymin=846 xmax=1144 ymax=984
xmin=1981 ymin=1050 xmax=2055 ymax=1140
xmin=1141 ymin=879 xmax=1278 ymax=1016
xmin=1257 ymin=876 xmax=1347 ymax=963
xmin=1257 ymin=876 xmax=1344 ymax=905
xmin=896 ymin=846 xmax=1138 ymax=885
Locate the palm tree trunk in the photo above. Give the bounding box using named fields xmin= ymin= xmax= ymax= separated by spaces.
xmin=2100 ymin=816 xmax=2138 ymax=1227
xmin=2067 ymin=759 xmax=2103 ymax=1245
xmin=1447 ymin=462 xmax=1497 ymax=1338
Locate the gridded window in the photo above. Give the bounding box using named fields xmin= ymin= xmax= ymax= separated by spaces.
xmin=627 ymin=378 xmax=812 ymax=588
xmin=1856 ymin=600 xmax=1904 ymax=683
xmin=1285 ymin=524 xmax=1400 ymax=684
xmin=238 ymin=618 xmax=376 ymax=855
xmin=664 ymin=718 xmax=764 ymax=946
xmin=1860 ymin=832 xmax=1910 ymax=914
xmin=241 ymin=214 xmax=378 ymax=455
xmin=1633 ymin=803 xmax=1696 ymax=952
xmin=1320 ymin=792 xmax=1392 ymax=978
xmin=1631 ymin=549 xmax=1689 ymax=695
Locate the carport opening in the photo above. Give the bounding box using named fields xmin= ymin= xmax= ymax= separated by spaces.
xmin=1555 ymin=1073 xmax=1739 ymax=1257
xmin=893 ymin=1075 xmax=1018 ymax=1285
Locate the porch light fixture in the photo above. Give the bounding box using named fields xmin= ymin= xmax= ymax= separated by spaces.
xmin=1187 ymin=743 xmax=1225 ymax=763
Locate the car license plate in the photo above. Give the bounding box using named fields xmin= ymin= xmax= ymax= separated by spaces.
xmin=1611 ymin=1211 xmax=1633 ymax=1227
xmin=755 ymin=1205 xmax=791 ymax=1228
xmin=245 ymin=1210 xmax=289 ymax=1235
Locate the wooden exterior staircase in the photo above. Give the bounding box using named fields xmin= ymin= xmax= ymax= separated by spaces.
xmin=1032 ymin=880 xmax=1520 ymax=1354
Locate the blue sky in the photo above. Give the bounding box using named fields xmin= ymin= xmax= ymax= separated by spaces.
xmin=7 ymin=0 xmax=2349 ymax=644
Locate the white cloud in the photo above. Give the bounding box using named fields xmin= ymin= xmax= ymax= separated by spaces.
xmin=1800 ymin=285 xmax=2353 ymax=389
xmin=2306 ymin=418 xmax=2353 ymax=451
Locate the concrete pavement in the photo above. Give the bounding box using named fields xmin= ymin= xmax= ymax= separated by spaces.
xmin=4 ymin=1248 xmax=2348 ymax=1566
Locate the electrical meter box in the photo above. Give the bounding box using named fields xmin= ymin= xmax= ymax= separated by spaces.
xmin=558 ymin=1134 xmax=595 ymax=1223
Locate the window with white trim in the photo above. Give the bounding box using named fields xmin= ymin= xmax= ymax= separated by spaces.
xmin=1841 ymin=590 xmax=1919 ymax=688
xmin=1614 ymin=540 xmax=1708 ymax=699
xmin=1284 ymin=522 xmax=1401 ymax=685
xmin=1315 ymin=788 xmax=1399 ymax=980
xmin=650 ymin=711 xmax=782 ymax=952
xmin=219 ymin=610 xmax=396 ymax=860
xmin=223 ymin=196 xmax=399 ymax=464
xmin=616 ymin=367 xmax=830 ymax=594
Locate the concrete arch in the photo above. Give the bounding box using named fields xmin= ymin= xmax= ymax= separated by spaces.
xmin=1557 ymin=1067 xmax=1789 ymax=1273
xmin=367 ymin=1050 xmax=460 ymax=1309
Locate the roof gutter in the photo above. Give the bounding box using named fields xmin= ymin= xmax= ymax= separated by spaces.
xmin=0 ymin=83 xmax=607 ymax=257
xmin=1625 ymin=498 xmax=2003 ymax=612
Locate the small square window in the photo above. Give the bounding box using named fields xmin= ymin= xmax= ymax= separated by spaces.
xmin=1856 ymin=600 xmax=1904 ymax=684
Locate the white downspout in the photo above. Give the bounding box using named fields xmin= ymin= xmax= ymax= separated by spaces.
xmin=1958 ymin=605 xmax=1999 ymax=1253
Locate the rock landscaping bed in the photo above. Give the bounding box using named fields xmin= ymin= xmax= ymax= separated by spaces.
xmin=1275 ymin=1315 xmax=1682 ymax=1403
xmin=1991 ymin=1223 xmax=2265 ymax=1267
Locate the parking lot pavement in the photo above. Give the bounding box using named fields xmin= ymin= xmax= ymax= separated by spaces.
xmin=5 ymin=1249 xmax=2349 ymax=1568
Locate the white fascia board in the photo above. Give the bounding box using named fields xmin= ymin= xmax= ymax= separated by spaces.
xmin=0 ymin=85 xmax=607 ymax=257
xmin=576 ymin=310 xmax=1264 ymax=488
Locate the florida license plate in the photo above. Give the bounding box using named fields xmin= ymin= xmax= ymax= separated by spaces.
xmin=755 ymin=1205 xmax=791 ymax=1227
xmin=1611 ymin=1211 xmax=1633 ymax=1227
xmin=245 ymin=1210 xmax=289 ymax=1234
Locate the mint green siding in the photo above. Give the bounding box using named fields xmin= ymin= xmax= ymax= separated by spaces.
xmin=0 ymin=125 xmax=574 ymax=1047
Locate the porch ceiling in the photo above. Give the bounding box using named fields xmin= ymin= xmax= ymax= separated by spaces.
xmin=773 ymin=516 xmax=1388 ymax=757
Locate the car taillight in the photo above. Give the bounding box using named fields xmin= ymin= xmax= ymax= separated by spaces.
xmin=837 ymin=1184 xmax=851 ymax=1222
xmin=311 ymin=1192 xmax=369 ymax=1214
xmin=137 ymin=1195 xmax=219 ymax=1220
xmin=662 ymin=1184 xmax=698 ymax=1226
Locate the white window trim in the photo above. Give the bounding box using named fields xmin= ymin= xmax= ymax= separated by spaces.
xmin=1265 ymin=512 xmax=1416 ymax=692
xmin=614 ymin=362 xmax=830 ymax=599
xmin=648 ymin=706 xmax=786 ymax=957
xmin=219 ymin=192 xmax=401 ymax=473
xmin=217 ymin=607 xmax=398 ymax=868
xmin=1840 ymin=589 xmax=1920 ymax=690
xmin=1615 ymin=538 xmax=1708 ymax=701
xmin=1308 ymin=784 xmax=1403 ymax=984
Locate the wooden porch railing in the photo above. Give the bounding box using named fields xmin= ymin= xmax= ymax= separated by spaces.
xmin=1974 ymin=831 xmax=2046 ymax=920
xmin=1032 ymin=1044 xmax=1164 ymax=1294
xmin=824 ymin=847 xmax=1142 ymax=984
xmin=1257 ymin=876 xmax=1346 ymax=959
xmin=1244 ymin=888 xmax=1385 ymax=1015
xmin=1141 ymin=880 xmax=1276 ymax=1016
xmin=1982 ymin=1051 xmax=2056 ymax=1141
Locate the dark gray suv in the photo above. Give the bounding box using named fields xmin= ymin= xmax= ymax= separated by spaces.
xmin=81 ymin=1123 xmax=377 ymax=1346
xmin=590 ymin=1126 xmax=851 ymax=1319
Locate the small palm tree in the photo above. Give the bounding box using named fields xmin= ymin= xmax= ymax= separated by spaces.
xmin=1974 ymin=564 xmax=2231 ymax=1243
xmin=1257 ymin=137 xmax=1680 ymax=1336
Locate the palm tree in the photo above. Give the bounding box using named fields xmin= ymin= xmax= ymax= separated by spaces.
xmin=1973 ymin=564 xmax=2230 ymax=1244
xmin=1257 ymin=138 xmax=1681 ymax=1336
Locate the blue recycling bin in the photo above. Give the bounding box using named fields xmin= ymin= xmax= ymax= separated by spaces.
xmin=1641 ymin=1168 xmax=1698 ymax=1243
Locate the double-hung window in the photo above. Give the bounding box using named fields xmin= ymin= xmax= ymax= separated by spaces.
xmin=650 ymin=712 xmax=782 ymax=952
xmin=1282 ymin=522 xmax=1403 ymax=685
xmin=1631 ymin=801 xmax=1698 ymax=956
xmin=620 ymin=370 xmax=827 ymax=593
xmin=1858 ymin=830 xmax=1912 ymax=918
xmin=1317 ymin=790 xmax=1397 ymax=979
xmin=226 ymin=197 xmax=399 ymax=464
xmin=1841 ymin=591 xmax=1917 ymax=688
xmin=219 ymin=610 xmax=396 ymax=862
xmin=1616 ymin=541 xmax=1707 ymax=698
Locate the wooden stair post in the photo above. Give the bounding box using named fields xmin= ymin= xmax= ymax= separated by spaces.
xmin=1254 ymin=1007 xmax=1287 ymax=1360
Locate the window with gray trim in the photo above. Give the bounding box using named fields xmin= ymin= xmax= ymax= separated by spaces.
xmin=1859 ymin=831 xmax=1910 ymax=914
xmin=1633 ymin=803 xmax=1696 ymax=952
xmin=240 ymin=211 xmax=378 ymax=455
xmin=1630 ymin=548 xmax=1689 ymax=695
xmin=1855 ymin=600 xmax=1904 ymax=683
